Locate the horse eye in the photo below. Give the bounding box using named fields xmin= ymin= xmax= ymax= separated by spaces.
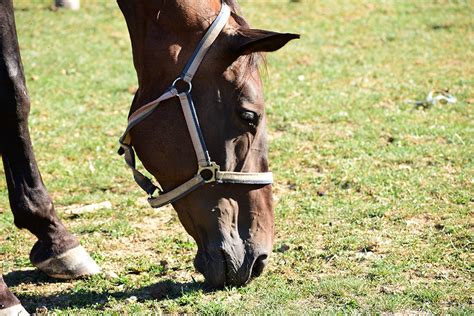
xmin=239 ymin=110 xmax=257 ymax=122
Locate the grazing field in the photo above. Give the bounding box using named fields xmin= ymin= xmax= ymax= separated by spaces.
xmin=1 ymin=0 xmax=473 ymax=314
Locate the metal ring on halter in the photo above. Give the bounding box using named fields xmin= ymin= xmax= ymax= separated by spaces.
xmin=198 ymin=162 xmax=220 ymax=184
xmin=172 ymin=77 xmax=193 ymax=94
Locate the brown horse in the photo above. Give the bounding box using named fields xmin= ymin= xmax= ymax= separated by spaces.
xmin=118 ymin=0 xmax=298 ymax=288
xmin=0 ymin=0 xmax=297 ymax=313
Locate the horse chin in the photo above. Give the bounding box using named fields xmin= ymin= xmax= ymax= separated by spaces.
xmin=194 ymin=248 xmax=227 ymax=288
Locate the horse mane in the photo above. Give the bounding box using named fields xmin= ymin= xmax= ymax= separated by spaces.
xmin=223 ymin=0 xmax=240 ymax=13
xmin=223 ymin=0 xmax=250 ymax=29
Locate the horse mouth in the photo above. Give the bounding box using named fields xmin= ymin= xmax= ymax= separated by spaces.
xmin=222 ymin=249 xmax=247 ymax=286
xmin=250 ymin=253 xmax=268 ymax=279
xmin=194 ymin=249 xmax=226 ymax=288
xmin=194 ymin=247 xmax=269 ymax=288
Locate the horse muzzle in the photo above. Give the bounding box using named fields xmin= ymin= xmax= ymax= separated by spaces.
xmin=194 ymin=244 xmax=270 ymax=288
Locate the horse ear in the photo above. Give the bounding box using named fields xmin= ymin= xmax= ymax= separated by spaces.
xmin=235 ymin=29 xmax=300 ymax=56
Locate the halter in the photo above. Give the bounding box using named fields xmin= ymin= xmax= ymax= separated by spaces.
xmin=118 ymin=2 xmax=273 ymax=209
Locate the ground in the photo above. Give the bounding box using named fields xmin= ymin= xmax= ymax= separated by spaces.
xmin=0 ymin=0 xmax=472 ymax=314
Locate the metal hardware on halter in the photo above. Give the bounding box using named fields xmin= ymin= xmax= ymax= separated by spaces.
xmin=172 ymin=77 xmax=192 ymax=94
xmin=118 ymin=2 xmax=273 ymax=209
xmin=198 ymin=162 xmax=220 ymax=183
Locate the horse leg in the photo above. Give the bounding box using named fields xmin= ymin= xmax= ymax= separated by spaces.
xmin=0 ymin=276 xmax=28 ymax=315
xmin=2 ymin=134 xmax=100 ymax=278
xmin=0 ymin=0 xmax=99 ymax=280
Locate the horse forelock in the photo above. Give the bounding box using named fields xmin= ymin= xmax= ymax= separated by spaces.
xmin=222 ymin=0 xmax=240 ymax=13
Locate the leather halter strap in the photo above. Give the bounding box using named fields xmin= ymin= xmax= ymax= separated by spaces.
xmin=119 ymin=2 xmax=273 ymax=209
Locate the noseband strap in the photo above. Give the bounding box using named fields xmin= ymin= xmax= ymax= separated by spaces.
xmin=119 ymin=2 xmax=273 ymax=209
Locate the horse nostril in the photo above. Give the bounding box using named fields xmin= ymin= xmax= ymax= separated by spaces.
xmin=251 ymin=253 xmax=268 ymax=278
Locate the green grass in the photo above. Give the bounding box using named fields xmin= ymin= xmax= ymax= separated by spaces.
xmin=1 ymin=0 xmax=473 ymax=314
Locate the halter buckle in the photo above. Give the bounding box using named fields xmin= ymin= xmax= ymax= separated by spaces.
xmin=198 ymin=162 xmax=220 ymax=184
xmin=172 ymin=77 xmax=193 ymax=94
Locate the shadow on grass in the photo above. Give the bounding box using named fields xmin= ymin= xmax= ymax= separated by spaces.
xmin=4 ymin=269 xmax=64 ymax=286
xmin=4 ymin=270 xmax=206 ymax=311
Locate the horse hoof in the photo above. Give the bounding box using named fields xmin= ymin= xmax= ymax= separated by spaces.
xmin=55 ymin=0 xmax=80 ymax=10
xmin=33 ymin=245 xmax=100 ymax=279
xmin=0 ymin=304 xmax=29 ymax=316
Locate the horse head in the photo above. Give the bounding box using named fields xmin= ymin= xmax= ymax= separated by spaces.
xmin=118 ymin=0 xmax=298 ymax=288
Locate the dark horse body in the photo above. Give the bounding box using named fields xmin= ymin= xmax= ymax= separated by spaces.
xmin=1 ymin=0 xmax=297 ymax=313
xmin=0 ymin=0 xmax=99 ymax=314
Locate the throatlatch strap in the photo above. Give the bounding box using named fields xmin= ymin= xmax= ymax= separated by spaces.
xmin=122 ymin=144 xmax=157 ymax=196
xmin=119 ymin=88 xmax=178 ymax=146
xmin=118 ymin=89 xmax=179 ymax=197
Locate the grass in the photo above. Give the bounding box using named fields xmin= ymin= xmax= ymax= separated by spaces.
xmin=1 ymin=0 xmax=473 ymax=314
